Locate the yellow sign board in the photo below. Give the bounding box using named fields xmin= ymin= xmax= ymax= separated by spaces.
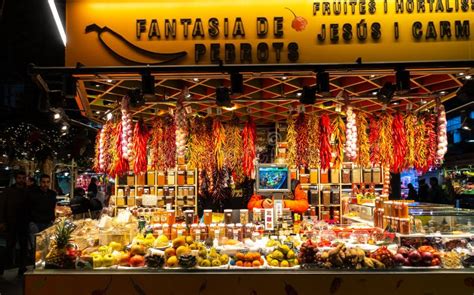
xmin=65 ymin=0 xmax=474 ymax=66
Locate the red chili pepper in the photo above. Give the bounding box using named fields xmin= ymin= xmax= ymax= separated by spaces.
xmin=285 ymin=7 xmax=308 ymax=32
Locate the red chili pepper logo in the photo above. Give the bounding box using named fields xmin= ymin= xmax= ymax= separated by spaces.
xmin=285 ymin=7 xmax=308 ymax=32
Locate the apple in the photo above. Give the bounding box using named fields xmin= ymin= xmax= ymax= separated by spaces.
xmin=109 ymin=241 xmax=123 ymax=252
xmin=102 ymin=254 xmax=114 ymax=267
xmin=403 ymin=258 xmax=412 ymax=267
xmin=92 ymin=254 xmax=103 ymax=268
xmin=394 ymin=253 xmax=405 ymax=265
xmin=398 ymin=247 xmax=409 ymax=258
xmin=119 ymin=252 xmax=131 ymax=266
xmin=408 ymin=250 xmax=421 ymax=264
xmin=130 ymin=244 xmax=146 ymax=256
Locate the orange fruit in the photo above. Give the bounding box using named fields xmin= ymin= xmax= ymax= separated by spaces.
xmin=244 ymin=253 xmax=253 ymax=261
xmin=236 ymin=260 xmax=243 ymax=267
xmin=244 ymin=261 xmax=252 ymax=267
xmin=252 ymin=260 xmax=261 ymax=267
xmin=236 ymin=253 xmax=245 ymax=261
xmin=259 ymin=257 xmax=264 ymax=265
xmin=253 ymin=253 xmax=261 ymax=261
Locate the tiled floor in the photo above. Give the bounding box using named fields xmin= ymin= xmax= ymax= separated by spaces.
xmin=0 ymin=268 xmax=25 ymax=295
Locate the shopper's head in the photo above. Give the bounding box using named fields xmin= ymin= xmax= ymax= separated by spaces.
xmin=40 ymin=174 xmax=51 ymax=191
xmin=407 ymin=183 xmax=414 ymax=190
xmin=90 ymin=177 xmax=97 ymax=184
xmin=27 ymin=176 xmax=36 ymax=187
xmin=74 ymin=187 xmax=86 ymax=197
xmin=14 ymin=171 xmax=27 ymax=187
xmin=429 ymin=177 xmax=439 ymax=187
xmin=419 ymin=179 xmax=426 ymax=185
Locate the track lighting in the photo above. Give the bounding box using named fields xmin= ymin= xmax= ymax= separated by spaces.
xmin=299 ymin=86 xmax=316 ymax=105
xmin=316 ymin=71 xmax=330 ymax=95
xmin=377 ymin=82 xmax=395 ymax=104
xmin=141 ymin=73 xmax=155 ymax=99
xmin=216 ymin=86 xmax=232 ymax=107
xmin=396 ymin=69 xmax=410 ymax=94
xmin=230 ymin=72 xmax=243 ymax=94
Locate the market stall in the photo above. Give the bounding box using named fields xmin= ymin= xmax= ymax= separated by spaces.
xmin=26 ymin=0 xmax=474 ymax=293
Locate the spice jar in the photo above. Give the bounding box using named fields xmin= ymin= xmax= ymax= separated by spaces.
xmin=400 ymin=218 xmax=410 ymax=234
xmin=204 ymin=210 xmax=213 ymax=225
xmin=253 ymin=208 xmax=263 ymax=224
xmin=190 ymin=224 xmax=199 ymax=240
xmin=233 ymin=223 xmax=243 ymax=241
xmin=209 ymin=224 xmax=217 ymax=239
xmin=239 ymin=209 xmax=249 ymax=224
xmin=321 ymin=210 xmax=330 ymax=221
xmin=224 ymin=209 xmax=233 ymax=224
xmin=393 ymin=202 xmax=401 ymax=218
xmin=244 ymin=223 xmax=254 ymax=239
xmin=217 ymin=223 xmax=226 ymax=240
xmin=199 ymin=223 xmax=207 ymax=241
xmin=177 ymin=171 xmax=185 ymax=185
xmin=162 ymin=224 xmax=170 ymax=239
xmin=383 ymin=216 xmax=390 ymax=229
xmin=401 ymin=202 xmax=409 ymax=218
xmin=184 ymin=210 xmax=194 ymax=225
xmin=171 ymin=224 xmax=178 ymax=239
xmin=166 ymin=210 xmax=175 ymax=225
xmin=393 ymin=217 xmax=400 ymax=232
xmin=186 ymin=171 xmax=195 ymax=185
xmin=157 ymin=172 xmax=165 ymax=185
xmin=225 ymin=223 xmax=235 ymax=239
xmin=384 ymin=201 xmax=392 ymax=217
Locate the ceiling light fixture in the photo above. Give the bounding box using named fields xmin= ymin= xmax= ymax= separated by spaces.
xmin=316 ymin=71 xmax=330 ymax=95
xmin=61 ymin=124 xmax=68 ymax=131
xmin=296 ymin=92 xmax=302 ymax=97
xmin=95 ymin=111 xmax=100 ymax=115
xmin=141 ymin=73 xmax=155 ymax=99
xmin=216 ymin=86 xmax=232 ymax=107
xmin=193 ymin=78 xmax=199 ymax=82
xmin=396 ymin=69 xmax=410 ymax=94
xmin=47 ymin=0 xmax=67 ymax=46
xmin=185 ymin=93 xmax=192 ymax=99
xmin=462 ymin=125 xmax=471 ymax=130
xmin=372 ymin=91 xmax=378 ymax=96
xmin=230 ymin=72 xmax=243 ymax=94
xmin=106 ymin=79 xmax=113 ymax=83
xmin=370 ymin=74 xmax=376 ymax=78
xmin=53 ymin=113 xmax=61 ymax=121
xmin=281 ymin=76 xmax=288 ymax=80
xmin=440 ymin=91 xmax=447 ymax=95
xmin=299 ymin=85 xmax=317 ymax=104
xmin=377 ymin=82 xmax=396 ymax=104
xmin=106 ymin=112 xmax=113 ymax=121
xmin=222 ymin=105 xmax=238 ymax=111
xmin=95 ymin=84 xmax=101 ymax=88
xmin=420 ymin=100 xmax=427 ymax=104
xmin=459 ymin=72 xmax=465 ymax=76
xmin=465 ymin=75 xmax=472 ymax=80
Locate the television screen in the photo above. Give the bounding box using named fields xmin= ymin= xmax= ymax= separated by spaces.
xmin=257 ymin=166 xmax=289 ymax=191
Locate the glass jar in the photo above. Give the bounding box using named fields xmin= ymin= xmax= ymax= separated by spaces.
xmin=239 ymin=209 xmax=249 ymax=225
xmin=401 ymin=202 xmax=409 ymax=218
xmin=199 ymin=223 xmax=208 ymax=241
xmin=400 ymin=218 xmax=410 ymax=234
xmin=377 ymin=209 xmax=384 ymax=229
xmin=253 ymin=208 xmax=263 ymax=224
xmin=244 ymin=223 xmax=254 ymax=239
xmin=383 ymin=216 xmax=389 ymax=229
xmin=393 ymin=217 xmax=400 ymax=232
xmin=190 ymin=224 xmax=199 ymax=240
xmin=393 ymin=202 xmax=401 ymax=218
xmin=187 ymin=171 xmax=195 ymax=185
xmin=224 ymin=209 xmax=233 ymax=224
xmin=217 ymin=223 xmax=226 ymax=240
xmin=184 ymin=210 xmax=194 ymax=225
xmin=234 ymin=223 xmax=243 ymax=241
xmin=209 ymin=224 xmax=217 ymax=240
xmin=384 ymin=201 xmax=392 ymax=217
xmin=226 ymin=223 xmax=235 ymax=239
xmin=171 ymin=224 xmax=178 ymax=240
xmin=167 ymin=210 xmax=175 ymax=225
xmin=204 ymin=210 xmax=213 ymax=225
xmin=321 ymin=210 xmax=330 ymax=221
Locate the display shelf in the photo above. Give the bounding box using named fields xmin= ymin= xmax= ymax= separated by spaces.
xmin=342 ymin=215 xmax=374 ymax=226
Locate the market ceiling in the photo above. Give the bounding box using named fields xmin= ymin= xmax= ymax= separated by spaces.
xmin=31 ymin=64 xmax=473 ymax=125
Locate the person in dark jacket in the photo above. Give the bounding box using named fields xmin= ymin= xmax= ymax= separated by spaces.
xmin=428 ymin=177 xmax=445 ymax=204
xmin=417 ymin=179 xmax=430 ymax=203
xmin=0 ymin=171 xmax=29 ymax=276
xmin=70 ymin=187 xmax=91 ymax=215
xmin=28 ymin=174 xmax=57 ymax=232
xmin=87 ymin=177 xmax=98 ymax=198
xmin=407 ymin=183 xmax=417 ymax=200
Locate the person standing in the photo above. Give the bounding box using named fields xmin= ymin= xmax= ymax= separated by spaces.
xmin=28 ymin=175 xmax=57 ymax=249
xmin=26 ymin=176 xmax=37 ymax=189
xmin=407 ymin=183 xmax=417 ymax=200
xmin=0 ymin=171 xmax=29 ymax=276
xmin=417 ymin=179 xmax=430 ymax=203
xmin=87 ymin=177 xmax=98 ymax=198
xmin=428 ymin=177 xmax=445 ymax=204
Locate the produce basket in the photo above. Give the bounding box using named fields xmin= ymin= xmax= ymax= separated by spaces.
xmin=229 ymin=256 xmax=267 ymax=269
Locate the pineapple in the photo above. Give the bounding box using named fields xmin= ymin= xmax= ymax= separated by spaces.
xmin=45 ymin=220 xmax=75 ymax=269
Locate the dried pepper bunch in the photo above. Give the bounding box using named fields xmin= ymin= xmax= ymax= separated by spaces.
xmin=369 ymin=115 xmax=381 ymax=166
xmin=307 ymin=113 xmax=320 ymax=168
xmin=356 ymin=113 xmax=370 ymax=168
xmin=223 ymin=119 xmax=243 ymax=182
xmin=391 ymin=113 xmax=407 ymax=173
xmin=175 ymin=96 xmax=188 ymax=161
xmin=132 ymin=120 xmax=150 ymax=175
xmin=295 ymin=113 xmax=309 ymax=168
xmin=319 ymin=114 xmax=332 ymax=171
xmin=242 ymin=118 xmax=257 ymax=178
xmin=404 ymin=113 xmax=416 ymax=170
xmin=150 ymin=118 xmax=165 ymax=171
xmin=425 ymin=113 xmax=437 ymax=171
xmin=379 ymin=113 xmax=394 ymax=169
xmin=286 ymin=115 xmax=297 ymax=168
xmin=414 ymin=115 xmax=428 ymax=172
xmin=213 ymin=119 xmax=226 ymax=171
xmin=332 ymin=115 xmax=346 ymax=169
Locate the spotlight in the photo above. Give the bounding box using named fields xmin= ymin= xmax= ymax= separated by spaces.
xmin=299 ymin=86 xmax=316 ymax=105
xmin=440 ymin=91 xmax=447 ymax=95
xmin=281 ymin=76 xmax=288 ymax=80
xmin=216 ymin=86 xmax=232 ymax=107
xmin=193 ymin=78 xmax=199 ymax=82
xmin=370 ymin=74 xmax=376 ymax=78
xmin=230 ymin=72 xmax=243 ymax=94
xmin=53 ymin=112 xmax=61 ymax=121
xmin=106 ymin=79 xmax=113 ymax=83
xmin=63 ymin=75 xmax=77 ymax=99
xmin=316 ymin=71 xmax=330 ymax=95
xmin=141 ymin=73 xmax=155 ymax=99
xmin=462 ymin=125 xmax=471 ymax=131
xmin=377 ymin=82 xmax=395 ymax=104
xmin=95 ymin=84 xmax=101 ymax=88
xmin=396 ymin=70 xmax=410 ymax=94
xmin=128 ymin=87 xmax=144 ymax=107
xmin=372 ymin=91 xmax=378 ymax=96
xmin=465 ymin=75 xmax=472 ymax=80
xmin=61 ymin=124 xmax=69 ymax=131
xmin=420 ymin=100 xmax=427 ymax=104
xmin=64 ymin=172 xmax=69 ymax=177
xmin=296 ymin=92 xmax=303 ymax=97
xmin=106 ymin=112 xmax=113 ymax=121
xmin=95 ymin=110 xmax=100 ymax=115
xmin=459 ymin=72 xmax=465 ymax=76
xmin=185 ymin=92 xmax=192 ymax=99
